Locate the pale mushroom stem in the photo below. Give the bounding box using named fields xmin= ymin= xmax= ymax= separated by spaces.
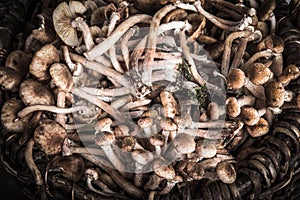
xmin=56 ymin=90 xmax=66 ymax=126
xmin=240 ymin=49 xmax=273 ymax=71
xmin=84 ymin=14 xmax=152 ymax=61
xmin=121 ymin=27 xmax=137 ymax=70
xmin=72 ymin=17 xmax=95 ymax=51
xmin=80 ymin=87 xmax=131 ymax=96
xmin=142 ymin=4 xmax=176 ymax=86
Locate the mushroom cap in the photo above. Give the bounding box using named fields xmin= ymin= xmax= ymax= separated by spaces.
xmin=207 ymin=102 xmax=219 ymax=120
xmin=248 ymin=63 xmax=272 ymax=85
xmin=171 ymin=133 xmax=196 ymax=154
xmin=94 ymin=117 xmax=113 ymax=132
xmin=264 ymin=34 xmax=284 ymax=53
xmin=53 ymin=1 xmax=87 ymax=47
xmin=186 ymin=162 xmax=205 ymax=180
xmin=1 ymin=98 xmax=32 ymax=132
xmin=196 ymin=140 xmax=217 ymax=158
xmin=152 ymin=158 xmax=176 ymax=180
xmin=49 ymin=63 xmax=74 ymax=92
xmin=0 ymin=67 xmax=22 ymax=92
xmin=265 ymin=81 xmax=285 ymax=107
xmin=90 ymin=6 xmax=107 ymax=26
xmin=278 ymin=64 xmax=300 ymax=86
xmin=49 ymin=155 xmax=85 ymax=182
xmin=121 ymin=136 xmax=136 ymax=151
xmin=240 ymin=107 xmax=260 ymax=126
xmin=95 ymin=131 xmax=115 ymax=146
xmin=34 ymin=119 xmax=67 ymax=155
xmin=246 ymin=117 xmax=269 ymax=137
xmin=216 ymin=161 xmax=236 ymax=184
xmin=138 ymin=116 xmax=153 ymax=128
xmin=131 ymin=149 xmax=154 ymax=165
xmin=226 ymin=97 xmax=241 ymax=118
xmin=150 ymin=134 xmax=165 ymax=146
xmin=5 ymin=50 xmax=30 ymax=77
xmin=29 ymin=44 xmax=59 ymax=81
xmin=19 ymin=79 xmax=54 ymax=106
xmin=227 ymin=69 xmax=246 ymax=90
xmin=160 ymin=118 xmax=177 ymax=131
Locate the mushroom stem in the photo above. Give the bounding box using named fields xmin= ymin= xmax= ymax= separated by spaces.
xmin=121 ymin=27 xmax=137 ymax=70
xmin=84 ymin=14 xmax=152 ymax=60
xmin=240 ymin=49 xmax=273 ymax=71
xmin=17 ymin=105 xmax=86 ymax=118
xmin=80 ymin=87 xmax=131 ymax=96
xmin=71 ymin=17 xmax=95 ymax=51
xmin=56 ymin=90 xmax=66 ymax=126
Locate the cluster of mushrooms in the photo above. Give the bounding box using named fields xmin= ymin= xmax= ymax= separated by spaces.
xmin=0 ymin=0 xmax=299 ymax=199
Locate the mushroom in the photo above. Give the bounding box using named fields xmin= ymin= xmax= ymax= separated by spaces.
xmin=239 ymin=107 xmax=266 ymax=126
xmin=19 ymin=79 xmax=54 ymax=106
xmin=246 ymin=117 xmax=269 ymax=137
xmin=216 ymin=160 xmax=236 ymax=184
xmin=138 ymin=116 xmax=154 ymax=137
xmin=195 ymin=139 xmax=217 ymax=159
xmin=278 ymin=64 xmax=300 ymax=86
xmin=33 ymin=119 xmax=67 ymax=155
xmin=227 ymin=68 xmax=266 ymax=100
xmin=207 ymin=102 xmax=223 ymax=121
xmin=1 ymin=98 xmax=32 ymax=132
xmin=0 ymin=67 xmax=22 ymax=92
xmin=29 ymin=44 xmax=60 ymax=81
xmin=163 ymin=133 xmax=196 ymax=162
xmin=246 ymin=62 xmax=273 ymax=85
xmin=52 ymin=1 xmax=95 ymax=49
xmin=149 ymin=134 xmax=165 ymax=155
xmin=265 ymin=80 xmax=293 ymax=108
xmin=5 ymin=50 xmax=30 ymax=78
xmin=160 ymin=117 xmax=177 ymax=145
xmin=160 ymin=90 xmax=178 ymax=118
xmin=226 ymin=95 xmax=256 ymax=118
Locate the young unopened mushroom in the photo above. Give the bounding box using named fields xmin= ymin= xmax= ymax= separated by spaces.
xmin=34 ymin=119 xmax=67 ymax=155
xmin=1 ymin=98 xmax=32 ymax=132
xmin=239 ymin=107 xmax=266 ymax=126
xmin=0 ymin=67 xmax=22 ymax=92
xmin=207 ymin=102 xmax=223 ymax=121
xmin=265 ymin=80 xmax=293 ymax=108
xmin=216 ymin=160 xmax=236 ymax=184
xmin=160 ymin=90 xmax=178 ymax=119
xmin=163 ymin=133 xmax=196 ymax=162
xmin=246 ymin=117 xmax=269 ymax=137
xmin=227 ymin=69 xmax=266 ymax=100
xmin=247 ymin=62 xmax=273 ymax=85
xmin=278 ymin=64 xmax=300 ymax=86
xmin=226 ymin=95 xmax=256 ymax=118
xmin=5 ymin=50 xmax=30 ymax=78
xmin=196 ymin=139 xmax=217 ymax=159
xmin=29 ymin=44 xmax=59 ymax=81
xmin=149 ymin=134 xmax=165 ymax=155
xmin=19 ymin=79 xmax=54 ymax=106
xmin=138 ymin=116 xmax=154 ymax=137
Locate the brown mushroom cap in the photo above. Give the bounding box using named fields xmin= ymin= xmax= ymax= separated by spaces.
xmin=121 ymin=136 xmax=136 ymax=151
xmin=152 ymin=158 xmax=176 ymax=180
xmin=138 ymin=116 xmax=153 ymax=128
xmin=0 ymin=67 xmax=22 ymax=92
xmin=131 ymin=149 xmax=154 ymax=165
xmin=29 ymin=44 xmax=60 ymax=81
xmin=49 ymin=63 xmax=74 ymax=92
xmin=265 ymin=80 xmax=285 ymax=107
xmin=19 ymin=79 xmax=54 ymax=106
xmin=94 ymin=117 xmax=112 ymax=132
xmin=196 ymin=140 xmax=217 ymax=158
xmin=34 ymin=119 xmax=67 ymax=155
xmin=5 ymin=50 xmax=30 ymax=77
xmin=1 ymin=98 xmax=32 ymax=132
xmin=246 ymin=117 xmax=269 ymax=137
xmin=49 ymin=155 xmax=85 ymax=182
xmin=95 ymin=131 xmax=115 ymax=146
xmin=150 ymin=134 xmax=165 ymax=146
xmin=186 ymin=162 xmax=205 ymax=180
xmin=278 ymin=64 xmax=300 ymax=86
xmin=53 ymin=1 xmax=87 ymax=47
xmin=216 ymin=161 xmax=236 ymax=184
xmin=169 ymin=133 xmax=196 ymax=155
xmin=226 ymin=97 xmax=241 ymax=118
xmin=264 ymin=34 xmax=284 ymax=53
xmin=247 ymin=63 xmax=272 ymax=85
xmin=207 ymin=102 xmax=220 ymax=120
xmin=240 ymin=107 xmax=260 ymax=126
xmin=227 ymin=69 xmax=246 ymax=90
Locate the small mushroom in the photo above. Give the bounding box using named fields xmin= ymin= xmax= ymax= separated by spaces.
xmin=29 ymin=44 xmax=60 ymax=81
xmin=265 ymin=80 xmax=293 ymax=108
xmin=138 ymin=116 xmax=154 ymax=137
xmin=33 ymin=119 xmax=67 ymax=155
xmin=216 ymin=160 xmax=236 ymax=184
xmin=195 ymin=139 xmax=217 ymax=159
xmin=160 ymin=90 xmax=178 ymax=118
xmin=49 ymin=63 xmax=74 ymax=92
xmin=207 ymin=102 xmax=221 ymax=120
xmin=5 ymin=50 xmax=30 ymax=78
xmin=226 ymin=95 xmax=256 ymax=118
xmin=247 ymin=62 xmax=273 ymax=85
xmin=1 ymin=98 xmax=32 ymax=132
xmin=239 ymin=107 xmax=266 ymax=126
xmin=278 ymin=64 xmax=300 ymax=86
xmin=149 ymin=134 xmax=165 ymax=155
xmin=0 ymin=67 xmax=22 ymax=92
xmin=246 ymin=117 xmax=269 ymax=137
xmin=19 ymin=79 xmax=54 ymax=106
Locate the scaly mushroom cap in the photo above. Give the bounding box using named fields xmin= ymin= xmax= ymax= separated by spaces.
xmin=94 ymin=117 xmax=113 ymax=132
xmin=160 ymin=118 xmax=177 ymax=131
xmin=152 ymin=158 xmax=176 ymax=180
xmin=0 ymin=67 xmax=22 ymax=92
xmin=278 ymin=64 xmax=300 ymax=86
xmin=196 ymin=140 xmax=217 ymax=158
xmin=138 ymin=116 xmax=153 ymax=128
xmin=216 ymin=161 xmax=236 ymax=184
xmin=226 ymin=97 xmax=240 ymax=118
xmin=150 ymin=134 xmax=165 ymax=146
xmin=49 ymin=155 xmax=85 ymax=182
xmin=53 ymin=1 xmax=87 ymax=47
xmin=186 ymin=162 xmax=205 ymax=180
xmin=131 ymin=149 xmax=154 ymax=165
xmin=95 ymin=131 xmax=115 ymax=146
xmin=227 ymin=69 xmax=246 ymax=90
xmin=264 ymin=34 xmax=284 ymax=53
xmin=29 ymin=44 xmax=60 ymax=81
xmin=1 ymin=98 xmax=32 ymax=132
xmin=171 ymin=133 xmax=196 ymax=154
xmin=265 ymin=81 xmax=285 ymax=107
xmin=19 ymin=79 xmax=54 ymax=106
xmin=121 ymin=136 xmax=136 ymax=151
xmin=240 ymin=107 xmax=260 ymax=126
xmin=49 ymin=63 xmax=74 ymax=92
xmin=248 ymin=63 xmax=272 ymax=85
xmin=5 ymin=50 xmax=30 ymax=78
xmin=207 ymin=102 xmax=220 ymax=120
xmin=246 ymin=117 xmax=269 ymax=137
xmin=34 ymin=119 xmax=67 ymax=155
